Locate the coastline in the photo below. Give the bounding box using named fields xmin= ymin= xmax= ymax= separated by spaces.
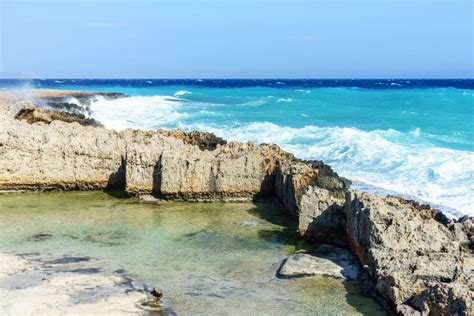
xmin=0 ymin=89 xmax=472 ymax=315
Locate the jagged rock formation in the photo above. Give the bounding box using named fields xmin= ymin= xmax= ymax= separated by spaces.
xmin=13 ymin=101 xmax=102 ymax=127
xmin=0 ymin=95 xmax=472 ymax=315
xmin=344 ymin=191 xmax=473 ymax=315
xmin=274 ymin=159 xmax=350 ymax=245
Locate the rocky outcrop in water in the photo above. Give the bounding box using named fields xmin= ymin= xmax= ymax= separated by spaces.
xmin=0 ymin=91 xmax=472 ymax=315
xmin=13 ymin=101 xmax=103 ymax=127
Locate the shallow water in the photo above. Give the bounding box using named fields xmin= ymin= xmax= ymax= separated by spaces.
xmin=0 ymin=191 xmax=385 ymax=315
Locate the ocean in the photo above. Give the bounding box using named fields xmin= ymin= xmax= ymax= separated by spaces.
xmin=1 ymin=79 xmax=473 ymax=217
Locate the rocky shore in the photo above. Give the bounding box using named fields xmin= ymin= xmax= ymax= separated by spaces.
xmin=0 ymin=90 xmax=472 ymax=315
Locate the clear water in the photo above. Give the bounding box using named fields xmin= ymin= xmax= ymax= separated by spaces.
xmin=0 ymin=191 xmax=385 ymax=315
xmin=1 ymin=79 xmax=473 ymax=216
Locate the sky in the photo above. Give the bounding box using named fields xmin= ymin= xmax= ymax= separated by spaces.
xmin=0 ymin=0 xmax=473 ymax=79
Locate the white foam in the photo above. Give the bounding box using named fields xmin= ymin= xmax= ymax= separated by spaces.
xmin=276 ymin=98 xmax=293 ymax=103
xmin=295 ymin=89 xmax=311 ymax=94
xmin=91 ymin=95 xmax=186 ymax=131
xmin=90 ymin=96 xmax=473 ymax=217
xmin=183 ymin=121 xmax=473 ymax=217
xmin=174 ymin=90 xmax=192 ymax=97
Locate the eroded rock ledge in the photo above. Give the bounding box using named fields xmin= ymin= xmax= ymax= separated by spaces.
xmin=0 ymin=97 xmax=472 ymax=315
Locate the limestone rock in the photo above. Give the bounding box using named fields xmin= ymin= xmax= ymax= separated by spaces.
xmin=278 ymin=244 xmax=359 ymax=280
xmin=344 ymin=190 xmax=473 ymax=315
xmin=0 ymin=253 xmax=157 ymax=315
xmin=15 ymin=107 xmax=103 ymax=127
xmin=274 ymin=160 xmax=349 ymax=245
xmin=9 ymin=100 xmax=36 ymax=118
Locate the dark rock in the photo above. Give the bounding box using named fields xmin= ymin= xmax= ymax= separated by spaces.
xmin=150 ymin=287 xmax=163 ymax=299
xmin=29 ymin=233 xmax=53 ymax=242
xmin=15 ymin=107 xmax=102 ymax=127
xmin=158 ymin=129 xmax=227 ymax=151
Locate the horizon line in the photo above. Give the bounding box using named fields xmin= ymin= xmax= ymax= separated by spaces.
xmin=0 ymin=78 xmax=473 ymax=81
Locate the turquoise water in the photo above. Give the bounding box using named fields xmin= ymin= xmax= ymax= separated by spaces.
xmin=0 ymin=191 xmax=386 ymax=315
xmin=2 ymin=80 xmax=473 ymax=216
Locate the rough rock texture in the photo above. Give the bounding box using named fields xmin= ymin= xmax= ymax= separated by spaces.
xmin=158 ymin=128 xmax=227 ymax=150
xmin=15 ymin=103 xmax=103 ymax=127
xmin=0 ymin=103 xmax=338 ymax=205
xmin=344 ymin=190 xmax=473 ymax=315
xmin=274 ymin=160 xmax=350 ymax=245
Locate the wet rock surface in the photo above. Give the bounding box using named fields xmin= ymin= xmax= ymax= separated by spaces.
xmin=15 ymin=104 xmax=103 ymax=127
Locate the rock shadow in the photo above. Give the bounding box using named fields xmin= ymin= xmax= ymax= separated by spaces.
xmin=104 ymin=155 xmax=129 ymax=199
xmin=152 ymin=155 xmax=162 ymax=197
xmin=303 ymin=203 xmax=347 ymax=247
xmin=247 ymin=200 xmax=309 ymax=251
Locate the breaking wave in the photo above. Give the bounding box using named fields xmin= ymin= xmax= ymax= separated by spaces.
xmin=91 ymin=95 xmax=186 ymax=131
xmin=89 ymin=95 xmax=473 ymax=217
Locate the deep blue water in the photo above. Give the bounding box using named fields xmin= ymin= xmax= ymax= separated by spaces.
xmin=1 ymin=79 xmax=473 ymax=216
xmin=1 ymin=78 xmax=473 ymax=89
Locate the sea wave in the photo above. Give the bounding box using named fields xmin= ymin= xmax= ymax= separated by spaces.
xmin=91 ymin=95 xmax=186 ymax=130
xmin=90 ymin=95 xmax=473 ymax=217
xmin=174 ymin=90 xmax=192 ymax=97
xmin=181 ymin=121 xmax=473 ymax=217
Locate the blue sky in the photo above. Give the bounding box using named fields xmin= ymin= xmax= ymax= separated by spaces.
xmin=0 ymin=0 xmax=472 ymax=78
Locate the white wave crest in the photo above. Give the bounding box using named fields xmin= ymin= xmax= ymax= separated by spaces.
xmin=90 ymin=96 xmax=473 ymax=217
xmin=182 ymin=121 xmax=473 ymax=217
xmin=174 ymin=90 xmax=192 ymax=97
xmin=276 ymin=98 xmax=293 ymax=103
xmin=91 ymin=95 xmax=186 ymax=131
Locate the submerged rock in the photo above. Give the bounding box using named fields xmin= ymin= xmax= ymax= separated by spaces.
xmin=28 ymin=232 xmax=54 ymax=242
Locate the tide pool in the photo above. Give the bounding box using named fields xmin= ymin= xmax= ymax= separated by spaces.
xmin=0 ymin=191 xmax=385 ymax=315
